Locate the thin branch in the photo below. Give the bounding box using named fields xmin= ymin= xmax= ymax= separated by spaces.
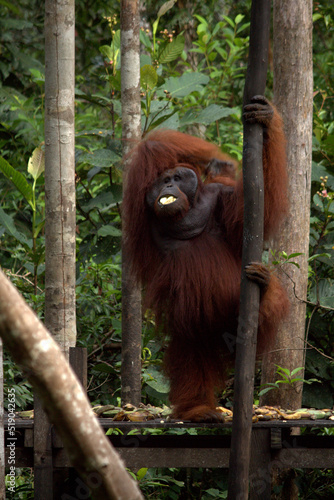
xmin=281 ymin=267 xmax=334 ymax=312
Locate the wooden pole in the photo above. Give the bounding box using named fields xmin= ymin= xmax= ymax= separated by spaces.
xmin=227 ymin=1 xmax=271 ymax=499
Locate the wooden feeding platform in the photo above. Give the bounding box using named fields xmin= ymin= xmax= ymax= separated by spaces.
xmin=5 ymin=415 xmax=334 ymax=499
xmin=5 ymin=349 xmax=334 ymax=499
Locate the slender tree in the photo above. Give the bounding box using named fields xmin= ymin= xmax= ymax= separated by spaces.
xmin=260 ymin=0 xmax=313 ymax=409
xmin=121 ymin=0 xmax=142 ymax=406
xmin=44 ymin=0 xmax=76 ymax=355
xmin=37 ymin=2 xmax=77 ymax=494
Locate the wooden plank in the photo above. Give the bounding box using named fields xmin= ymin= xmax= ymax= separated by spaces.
xmin=5 ymin=447 xmax=33 ymax=467
xmin=50 ymin=448 xmax=230 ymax=469
xmin=24 ymin=428 xmax=34 ymax=447
xmin=7 ymin=417 xmax=334 ymax=476
xmin=7 ymin=418 xmax=334 ymax=431
xmin=8 ymin=444 xmax=334 ymax=471
xmin=69 ymin=347 xmax=87 ymax=391
xmin=116 ymin=448 xmax=230 ymax=470
xmin=250 ymin=429 xmax=271 ymax=500
xmin=272 ymin=448 xmax=334 ymax=469
xmin=52 ymin=347 xmax=88 ymax=499
xmin=33 ymin=395 xmax=53 ymax=500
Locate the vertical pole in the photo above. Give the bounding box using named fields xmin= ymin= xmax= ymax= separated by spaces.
xmin=260 ymin=0 xmax=313 ymax=410
xmin=39 ymin=1 xmax=76 ymax=496
xmin=227 ymin=1 xmax=271 ymax=498
xmin=44 ymin=0 xmax=76 ymax=355
xmin=120 ymin=0 xmax=142 ymax=406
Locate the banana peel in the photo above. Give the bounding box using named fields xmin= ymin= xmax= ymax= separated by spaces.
xmin=93 ymin=404 xmax=334 ymax=422
xmin=11 ymin=405 xmax=334 ymax=423
xmin=275 ymin=408 xmax=333 ymax=420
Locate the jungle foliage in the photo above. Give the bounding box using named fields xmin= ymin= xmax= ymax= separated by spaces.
xmin=0 ymin=0 xmax=333 ymax=498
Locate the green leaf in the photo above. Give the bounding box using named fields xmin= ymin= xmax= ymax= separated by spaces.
xmin=275 ymin=365 xmax=290 ymax=376
xmin=222 ymin=15 xmax=235 ymax=28
xmin=308 ymin=253 xmax=331 ymax=262
xmin=179 ymin=110 xmax=201 ymax=126
xmin=235 ymin=14 xmax=245 ymax=25
xmin=180 ymin=105 xmax=237 ymax=127
xmin=140 ymin=64 xmax=158 ymax=90
xmin=291 ymin=367 xmax=304 ymax=376
xmin=79 ymin=149 xmax=121 ymax=168
xmin=313 ymin=193 xmax=323 ymax=206
xmin=157 ymin=0 xmax=177 ymax=19
xmin=287 ymin=252 xmax=303 ymax=259
xmin=100 ymin=31 xmax=121 ymax=66
xmin=149 ymin=110 xmax=178 ymax=129
xmin=205 ymin=489 xmax=222 ymax=498
xmin=161 ymin=72 xmax=209 ymax=98
xmin=140 ymin=53 xmax=151 ymax=67
xmin=136 ymin=468 xmax=148 ymax=481
xmin=152 ymin=18 xmax=159 ymax=37
xmin=303 ymin=378 xmax=320 ymax=385
xmin=99 ymin=45 xmax=114 ymax=61
xmin=140 ymin=30 xmax=152 ymax=50
xmin=34 ymin=220 xmax=45 ymax=239
xmin=28 ymin=146 xmax=45 ymax=180
xmin=82 ymin=192 xmax=118 ymax=212
xmin=158 ymin=34 xmax=185 ymax=64
xmin=145 ymin=367 xmax=170 ymax=394
xmin=323 ymin=134 xmax=334 ymax=155
xmin=309 ymin=279 xmax=334 ymax=307
xmin=93 ymin=363 xmax=115 ymax=374
xmin=0 ymin=156 xmax=34 ymax=208
xmin=276 ymin=379 xmax=289 ymax=384
xmin=0 ymin=206 xmax=32 ymax=248
xmin=312 ymin=13 xmax=323 ymax=22
xmin=0 ymin=1 xmax=21 ymax=14
xmin=153 ymin=112 xmax=179 ymax=130
xmin=311 ymin=161 xmax=330 ymax=182
xmin=258 ymin=387 xmax=276 ymax=396
xmin=112 ymin=30 xmax=121 ymax=51
xmin=97 ymin=225 xmax=122 ymax=237
xmin=194 ymin=104 xmax=238 ymax=125
xmin=194 ymin=14 xmax=208 ymax=27
xmin=290 ymin=378 xmax=303 ymax=384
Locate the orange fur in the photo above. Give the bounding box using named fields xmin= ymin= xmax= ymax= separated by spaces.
xmin=123 ymin=109 xmax=289 ymax=421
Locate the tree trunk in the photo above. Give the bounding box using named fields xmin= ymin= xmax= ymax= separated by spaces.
xmin=0 ymin=270 xmax=143 ymax=500
xmin=44 ymin=0 xmax=76 ymax=355
xmin=40 ymin=3 xmax=77 ymax=494
xmin=260 ymin=0 xmax=313 ymax=409
xmin=120 ymin=0 xmax=142 ymax=406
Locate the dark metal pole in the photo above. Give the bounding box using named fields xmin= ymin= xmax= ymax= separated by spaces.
xmin=227 ymin=1 xmax=271 ymax=499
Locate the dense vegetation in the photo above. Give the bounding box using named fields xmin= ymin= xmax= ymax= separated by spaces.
xmin=0 ymin=0 xmax=333 ymax=497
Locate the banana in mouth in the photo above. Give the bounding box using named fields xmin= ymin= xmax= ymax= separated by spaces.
xmin=159 ymin=195 xmax=177 ymax=205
